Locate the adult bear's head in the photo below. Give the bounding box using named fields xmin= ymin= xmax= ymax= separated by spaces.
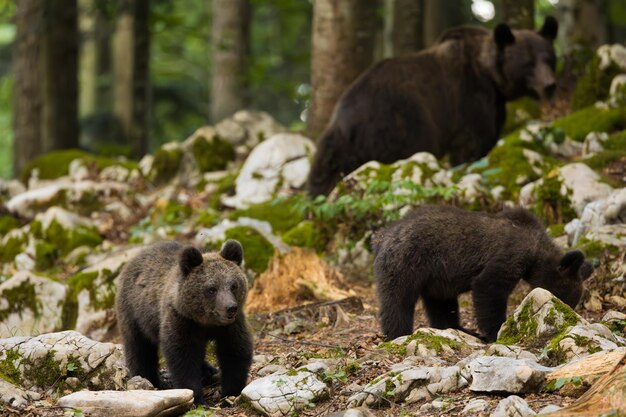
xmin=490 ymin=16 xmax=558 ymax=101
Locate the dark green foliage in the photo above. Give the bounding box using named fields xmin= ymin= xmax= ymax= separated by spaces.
xmin=192 ymin=136 xmax=235 ymax=172
xmin=0 ymin=215 xmax=20 ymax=235
xmin=149 ymin=147 xmax=183 ymax=184
xmin=223 ymin=226 xmax=274 ymax=274
xmin=553 ymin=106 xmax=626 ymax=142
xmin=296 ymin=180 xmax=457 ymax=242
xmin=20 ymin=149 xmax=137 ymax=184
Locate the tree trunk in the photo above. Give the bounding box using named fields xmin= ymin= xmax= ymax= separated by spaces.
xmin=210 ymin=0 xmax=250 ymax=123
xmin=423 ymin=0 xmax=471 ymax=47
xmin=41 ymin=0 xmax=79 ymax=153
xmin=13 ymin=0 xmax=43 ymax=177
xmin=501 ymin=0 xmax=534 ymax=29
xmin=556 ymin=0 xmax=608 ymax=53
xmin=308 ymin=0 xmax=380 ymax=139
xmin=79 ymin=0 xmax=111 ymax=116
xmin=391 ymin=0 xmax=424 ymax=56
xmin=112 ymin=0 xmax=150 ymax=158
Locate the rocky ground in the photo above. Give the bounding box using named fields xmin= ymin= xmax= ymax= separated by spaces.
xmin=1 ymin=44 xmax=626 ymax=417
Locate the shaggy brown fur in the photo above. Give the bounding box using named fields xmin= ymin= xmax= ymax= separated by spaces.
xmin=373 ymin=205 xmax=592 ymax=342
xmin=116 ymin=240 xmax=252 ymax=405
xmin=308 ymin=17 xmax=559 ymax=196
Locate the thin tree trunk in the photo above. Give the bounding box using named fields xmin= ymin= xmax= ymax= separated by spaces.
xmin=112 ymin=0 xmax=150 ymax=158
xmin=556 ymin=0 xmax=608 ymax=53
xmin=13 ymin=0 xmax=43 ymax=176
xmin=79 ymin=0 xmax=110 ymax=116
xmin=423 ymin=0 xmax=470 ymax=47
xmin=501 ymin=0 xmax=534 ymax=29
xmin=41 ymin=0 xmax=79 ymax=153
xmin=391 ymin=0 xmax=424 ymax=55
xmin=308 ymin=0 xmax=379 ymax=139
xmin=210 ymin=0 xmax=250 ymax=123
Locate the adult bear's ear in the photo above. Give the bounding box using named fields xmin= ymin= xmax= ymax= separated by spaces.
xmin=220 ymin=239 xmax=243 ymax=266
xmin=494 ymin=23 xmax=515 ymax=48
xmin=539 ymin=16 xmax=558 ymax=41
xmin=180 ymin=247 xmax=203 ymax=275
xmin=557 ymin=250 xmax=585 ymax=276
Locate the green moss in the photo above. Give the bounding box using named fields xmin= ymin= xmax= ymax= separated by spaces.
xmin=583 ymin=129 xmax=626 ymax=173
xmin=551 ymin=297 xmax=580 ymax=328
xmin=571 ymin=55 xmax=622 ymax=110
xmin=503 ymin=97 xmax=541 ymax=135
xmin=22 ymin=350 xmax=63 ymax=389
xmin=0 ymin=233 xmax=27 ymax=263
xmin=149 ymin=147 xmax=183 ymax=184
xmin=282 ymin=220 xmax=329 ymax=252
xmin=0 ymin=215 xmax=20 ymax=235
xmin=192 ymin=135 xmax=235 ymax=172
xmin=480 ymin=133 xmax=553 ymax=199
xmin=229 ymin=197 xmax=305 ymax=235
xmin=68 ymin=269 xmax=117 ymax=310
xmin=602 ymin=319 xmax=626 ymax=336
xmin=31 ymin=219 xmax=102 ymax=261
xmin=496 ymin=302 xmax=538 ymax=345
xmin=195 ymin=208 xmax=221 ymax=227
xmin=0 ymin=349 xmax=23 ymax=385
xmin=378 ymin=331 xmax=461 ymax=356
xmin=0 ymin=279 xmax=41 ymax=322
xmin=35 ymin=241 xmax=58 ymax=271
xmin=20 ymin=149 xmax=138 ymax=184
xmin=207 ymin=172 xmax=237 ymax=209
xmin=532 ymin=172 xmax=577 ymax=225
xmin=548 ymin=224 xmax=565 ymax=237
xmin=222 ymin=227 xmax=274 ymax=275
xmin=553 ymin=106 xmax=626 ymax=142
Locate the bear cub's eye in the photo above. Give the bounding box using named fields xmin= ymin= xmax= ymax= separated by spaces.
xmin=207 ymin=287 xmax=217 ymax=295
xmin=230 ymin=283 xmax=238 ymax=292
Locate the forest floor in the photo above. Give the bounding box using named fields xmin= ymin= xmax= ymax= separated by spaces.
xmin=4 ymin=255 xmax=618 ymax=417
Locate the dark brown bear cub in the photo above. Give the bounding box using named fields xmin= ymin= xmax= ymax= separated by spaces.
xmin=373 ymin=205 xmax=592 ymax=342
xmin=116 ymin=240 xmax=252 ymax=405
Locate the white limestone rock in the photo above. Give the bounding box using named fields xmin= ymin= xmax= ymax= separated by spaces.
xmin=57 ymin=389 xmax=193 ymax=417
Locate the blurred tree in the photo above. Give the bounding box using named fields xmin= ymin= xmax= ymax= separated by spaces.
xmin=210 ymin=0 xmax=250 ymax=123
xmin=13 ymin=0 xmax=79 ymax=177
xmin=423 ymin=0 xmax=473 ymax=46
xmin=79 ymin=0 xmax=113 ymax=117
xmin=391 ymin=0 xmax=424 ymax=55
xmin=556 ymin=0 xmax=608 ymax=53
xmin=501 ymin=0 xmax=534 ymax=29
xmin=308 ymin=0 xmax=380 ymax=139
xmin=13 ymin=0 xmax=42 ymax=177
xmin=113 ymin=0 xmax=150 ymax=158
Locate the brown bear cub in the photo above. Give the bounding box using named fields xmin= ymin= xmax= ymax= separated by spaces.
xmin=116 ymin=240 xmax=252 ymax=405
xmin=308 ymin=17 xmax=559 ymax=197
xmin=373 ymin=205 xmax=593 ymax=342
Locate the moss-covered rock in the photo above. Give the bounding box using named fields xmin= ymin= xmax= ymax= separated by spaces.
xmin=20 ymin=149 xmax=138 ymax=184
xmin=379 ymin=328 xmax=481 ymax=357
xmin=0 ymin=331 xmax=127 ymax=394
xmin=0 ymin=215 xmax=20 ymax=236
xmin=223 ymin=226 xmax=275 ymax=275
xmin=229 ymin=196 xmax=304 ymax=235
xmin=282 ymin=220 xmax=329 ymax=252
xmin=553 ymin=105 xmax=626 ymax=142
xmin=147 ymin=143 xmax=183 ymax=185
xmin=502 ymin=97 xmax=541 ymax=135
xmin=571 ymin=52 xmax=624 ymax=111
xmin=0 ymin=271 xmax=69 ymax=338
xmin=496 ymin=288 xmax=583 ymax=349
xmin=543 ymin=323 xmax=626 ymax=366
xmin=190 ymin=133 xmax=235 ymax=173
xmin=0 ymin=229 xmax=28 ymax=264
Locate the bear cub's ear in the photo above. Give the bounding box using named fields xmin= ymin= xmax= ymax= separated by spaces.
xmin=539 ymin=16 xmax=558 ymax=41
xmin=180 ymin=247 xmax=203 ymax=275
xmin=557 ymin=250 xmax=585 ymax=276
xmin=494 ymin=23 xmax=515 ymax=48
xmin=220 ymin=239 xmax=243 ymax=266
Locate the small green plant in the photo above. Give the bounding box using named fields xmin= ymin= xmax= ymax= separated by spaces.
xmin=323 ymin=369 xmax=347 ymax=384
xmin=183 ymin=406 xmax=216 ymax=417
xmin=64 ymin=410 xmax=85 ymax=417
xmin=544 ymin=376 xmax=583 ymax=392
xmin=294 ymin=180 xmax=457 ymax=241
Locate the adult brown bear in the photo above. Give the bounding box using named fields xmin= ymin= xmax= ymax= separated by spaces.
xmin=308 ymin=17 xmax=558 ymax=197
